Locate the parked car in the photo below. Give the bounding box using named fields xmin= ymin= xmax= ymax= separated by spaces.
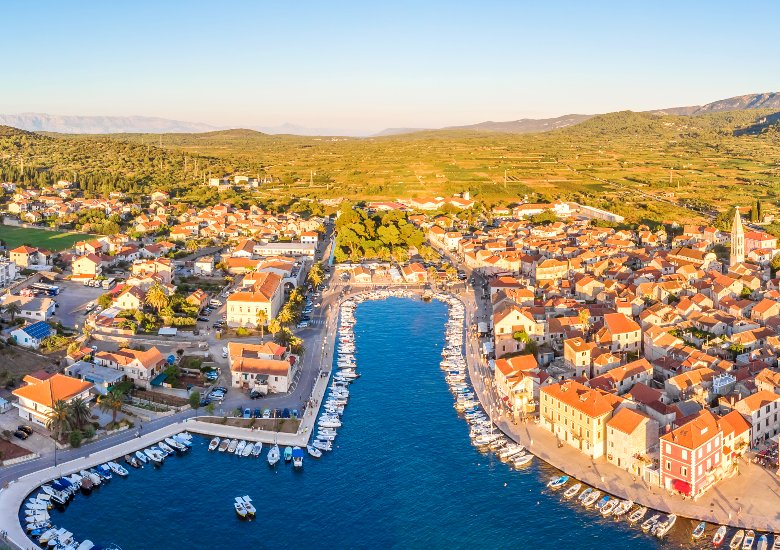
xmin=13 ymin=430 xmax=28 ymax=440
xmin=242 ymin=408 xmax=251 ymax=419
xmin=262 ymin=409 xmax=271 ymax=419
xmin=253 ymin=408 xmax=261 ymax=418
xmin=199 ymin=397 xmax=211 ymax=407
xmin=17 ymin=425 xmax=33 ymax=436
xmin=297 ymin=321 xmax=310 ymax=329
xmin=249 ymin=390 xmax=261 ymax=399
xmin=197 ymin=316 xmax=209 ymax=322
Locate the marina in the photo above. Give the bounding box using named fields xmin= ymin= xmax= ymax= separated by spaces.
xmin=6 ymin=295 xmax=776 ymax=548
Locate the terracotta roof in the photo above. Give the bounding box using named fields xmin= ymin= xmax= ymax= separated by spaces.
xmin=736 ymin=390 xmax=780 ymax=414
xmin=603 ymin=312 xmax=640 ymax=335
xmin=12 ymin=373 xmax=92 ymax=407
xmin=541 ymin=380 xmax=623 ymax=418
xmin=607 ymin=407 xmax=649 ymax=435
xmin=661 ymin=410 xmax=721 ymax=450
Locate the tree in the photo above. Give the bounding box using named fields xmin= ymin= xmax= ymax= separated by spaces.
xmin=256 ymin=308 xmax=268 ymax=339
xmin=3 ymin=302 xmax=20 ymax=321
xmin=97 ymin=293 xmax=114 ymax=309
xmin=307 ymin=262 xmax=324 ymax=289
xmin=268 ymin=318 xmax=282 ymax=336
xmin=188 ymin=390 xmax=201 ymax=413
xmin=145 ymin=283 xmax=169 ymax=312
xmin=69 ymin=429 xmax=83 ymax=448
xmin=46 ymin=400 xmax=72 ymax=442
xmin=277 ymin=306 xmax=294 ymax=326
xmin=97 ymin=390 xmax=124 ymax=425
xmin=68 ymin=397 xmax=92 ymax=429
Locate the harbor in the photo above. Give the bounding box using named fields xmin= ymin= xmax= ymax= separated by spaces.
xmin=4 ymin=292 xmax=776 ymax=548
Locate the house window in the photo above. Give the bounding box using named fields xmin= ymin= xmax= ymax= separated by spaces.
xmin=681 ymin=450 xmax=687 ymax=460
xmin=681 ymin=466 xmax=688 ymax=476
xmin=665 ymin=460 xmax=671 ymax=470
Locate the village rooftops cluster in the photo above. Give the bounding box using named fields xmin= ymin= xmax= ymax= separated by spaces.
xmin=469 ymin=206 xmax=780 ymax=498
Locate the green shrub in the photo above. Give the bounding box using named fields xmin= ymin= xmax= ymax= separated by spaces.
xmin=83 ymin=424 xmax=96 ymax=439
xmin=69 ymin=429 xmax=83 ymax=448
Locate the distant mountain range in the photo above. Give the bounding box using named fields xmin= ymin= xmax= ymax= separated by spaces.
xmin=0 ymin=113 xmax=220 ymax=134
xmin=2 ymin=92 xmax=779 ymax=137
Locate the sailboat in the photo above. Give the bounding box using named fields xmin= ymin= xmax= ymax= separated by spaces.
xmin=267 ymin=444 xmax=280 ymax=466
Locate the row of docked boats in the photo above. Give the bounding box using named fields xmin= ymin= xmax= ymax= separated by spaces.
xmin=25 ymin=432 xmax=193 ymax=549
xmin=208 ymin=435 xmax=304 ymax=469
xmin=209 ymin=437 xmax=263 ymax=457
xmin=548 ymin=473 xmax=780 ymax=546
xmin=436 ymin=292 xmax=535 ymax=469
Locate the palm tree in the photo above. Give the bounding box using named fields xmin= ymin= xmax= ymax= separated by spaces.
xmin=98 ymin=390 xmax=124 ymax=425
xmin=145 ymin=283 xmax=169 ymax=312
xmin=3 ymin=301 xmax=21 ymax=321
xmin=46 ymin=400 xmax=73 ymax=442
xmin=68 ymin=397 xmax=92 ymax=429
xmin=256 ymin=308 xmax=268 ymax=339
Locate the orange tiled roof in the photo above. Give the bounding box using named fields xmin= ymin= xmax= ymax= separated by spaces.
xmin=12 ymin=373 xmax=92 ymax=407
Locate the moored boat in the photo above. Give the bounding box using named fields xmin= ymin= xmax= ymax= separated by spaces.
xmin=730 ymin=529 xmax=745 ymax=550
xmin=771 ymin=534 xmax=780 ymax=550
xmin=641 ymin=513 xmax=660 ymax=532
xmin=577 ymin=487 xmax=593 ymax=502
xmin=743 ymin=530 xmax=756 ymax=550
xmin=251 ymin=442 xmax=263 ymax=457
xmin=692 ymin=521 xmax=707 ymax=540
xmin=582 ymin=490 xmax=601 ymax=508
xmin=654 ymin=514 xmax=676 ymax=538
xmin=512 ymin=453 xmax=533 ymax=468
xmin=600 ymin=499 xmax=618 ymax=516
xmin=108 ymin=461 xmax=129 ymax=477
xmin=124 ymin=454 xmax=141 ymax=468
xmin=594 ymin=495 xmax=610 ymax=511
xmin=241 ymin=441 xmax=253 ymax=457
xmin=292 ymin=446 xmax=304 ymax=468
xmin=612 ymin=500 xmax=633 ymax=517
xmin=713 ymin=525 xmax=728 ymax=546
xmin=307 ymin=445 xmax=322 ymax=458
xmin=218 ymin=439 xmax=230 ymax=452
xmin=234 ymin=499 xmax=248 ymax=518
xmin=135 ymin=450 xmax=148 ymax=464
xmin=208 ymin=437 xmax=220 ymax=451
xmin=757 ymin=535 xmax=768 ymax=550
xmin=227 ymin=439 xmax=238 ymax=453
xmin=627 ymin=506 xmax=647 ymax=523
xmin=267 ymin=444 xmax=280 ymax=466
xmin=283 ymin=446 xmax=293 ymax=462
xmin=563 ymin=483 xmax=582 ymax=499
xmin=234 ymin=440 xmax=247 ymax=455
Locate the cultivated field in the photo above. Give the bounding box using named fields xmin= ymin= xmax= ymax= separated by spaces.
xmin=0 ymin=225 xmax=91 ymax=251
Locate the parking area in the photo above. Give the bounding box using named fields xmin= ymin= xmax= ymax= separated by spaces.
xmin=0 ymin=407 xmax=51 ymax=456
xmin=50 ymin=280 xmax=107 ymax=328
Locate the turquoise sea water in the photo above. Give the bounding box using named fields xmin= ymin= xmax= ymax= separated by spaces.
xmin=32 ymin=298 xmax=712 ymax=549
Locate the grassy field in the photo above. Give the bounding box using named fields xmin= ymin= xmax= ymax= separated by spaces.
xmin=0 ymin=225 xmax=91 ymax=251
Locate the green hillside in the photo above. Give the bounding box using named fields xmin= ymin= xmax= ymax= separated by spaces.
xmin=1 ymin=108 xmax=779 ymax=224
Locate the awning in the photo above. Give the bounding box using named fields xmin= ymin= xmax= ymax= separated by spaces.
xmin=150 ymin=373 xmax=168 ymax=387
xmin=671 ymin=479 xmax=692 ymax=495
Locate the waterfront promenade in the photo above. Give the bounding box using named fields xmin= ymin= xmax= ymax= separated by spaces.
xmin=459 ymin=286 xmax=780 ymax=532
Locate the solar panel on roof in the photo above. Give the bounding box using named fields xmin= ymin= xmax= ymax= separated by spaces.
xmin=24 ymin=322 xmax=52 ymax=339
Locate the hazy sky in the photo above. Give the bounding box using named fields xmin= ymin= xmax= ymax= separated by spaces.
xmin=4 ymin=0 xmax=779 ymax=133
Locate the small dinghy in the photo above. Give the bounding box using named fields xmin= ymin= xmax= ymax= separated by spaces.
xmin=563 ymin=483 xmax=581 ymax=499
xmin=692 ymin=521 xmax=707 ymax=540
xmin=756 ymin=535 xmax=769 ymax=550
xmin=600 ymin=499 xmax=618 ymax=516
xmin=236 ymin=496 xmax=255 ymax=516
xmin=135 ymin=450 xmax=148 ymax=464
xmin=284 ymin=446 xmax=293 ymax=462
xmin=108 ymin=461 xmax=129 ymax=477
xmin=512 ymin=454 xmax=533 ymax=467
xmin=251 ymin=442 xmax=263 ymax=457
xmin=218 ymin=439 xmax=230 ymax=452
xmin=712 ymin=525 xmax=728 ymax=547
xmin=612 ymin=500 xmax=633 ymax=517
xmin=548 ymin=475 xmax=568 ymax=489
xmin=730 ymin=530 xmax=745 ymax=550
xmin=124 ymin=454 xmax=141 ymax=468
xmin=307 ymin=445 xmax=322 ymax=458
xmin=234 ymin=499 xmax=248 ymax=518
xmin=241 ymin=441 xmax=253 ymax=457
xmin=208 ymin=437 xmax=220 ymax=451
xmin=227 ymin=439 xmax=238 ymax=453
xmin=641 ymin=513 xmax=660 ymax=532
xmin=742 ymin=530 xmax=756 ymax=550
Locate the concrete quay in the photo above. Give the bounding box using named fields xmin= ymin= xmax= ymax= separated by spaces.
xmin=460 ymin=288 xmax=780 ymax=533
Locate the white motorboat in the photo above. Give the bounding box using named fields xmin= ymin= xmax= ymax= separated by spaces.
xmin=144 ymin=449 xmax=163 ymax=464
xmin=582 ymin=490 xmax=601 ymax=508
xmin=165 ymin=437 xmax=186 ymax=452
xmin=312 ymin=439 xmax=332 ymax=452
xmin=612 ymin=499 xmax=633 ymax=517
xmin=237 ymin=495 xmax=256 ymax=516
xmin=292 ymin=446 xmax=304 ymax=468
xmin=80 ymin=470 xmax=102 ymax=486
xmin=318 ymin=417 xmax=342 ymax=428
xmin=38 ymin=528 xmax=58 ymax=544
xmin=251 ymin=442 xmax=263 ymax=456
xmin=628 ymin=506 xmax=647 ymax=523
xmin=654 ymin=514 xmax=677 ymax=538
xmin=600 ymin=499 xmax=618 ymax=516
xmin=135 ymin=450 xmax=148 ymax=463
xmin=234 ymin=499 xmax=248 ymax=518
xmin=174 ymin=433 xmax=193 ymax=447
xmin=512 ymin=453 xmax=533 ymax=467
xmin=209 ymin=437 xmax=220 ymax=451
xmin=307 ymin=445 xmax=322 ymax=458
xmin=641 ymin=514 xmax=660 ymax=532
xmin=227 ymin=439 xmax=238 ymax=453
xmin=235 ymin=440 xmax=247 ymax=455
xmin=107 ymin=461 xmax=129 ymax=477
xmin=267 ymin=444 xmax=280 ymax=466
xmin=76 ymin=541 xmax=95 ymax=550
xmin=241 ymin=441 xmax=253 ymax=457
xmin=563 ymin=483 xmax=582 ymax=499
xmin=158 ymin=441 xmax=175 ymax=455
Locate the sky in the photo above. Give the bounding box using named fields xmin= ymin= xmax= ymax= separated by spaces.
xmin=3 ymin=0 xmax=780 ymax=135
